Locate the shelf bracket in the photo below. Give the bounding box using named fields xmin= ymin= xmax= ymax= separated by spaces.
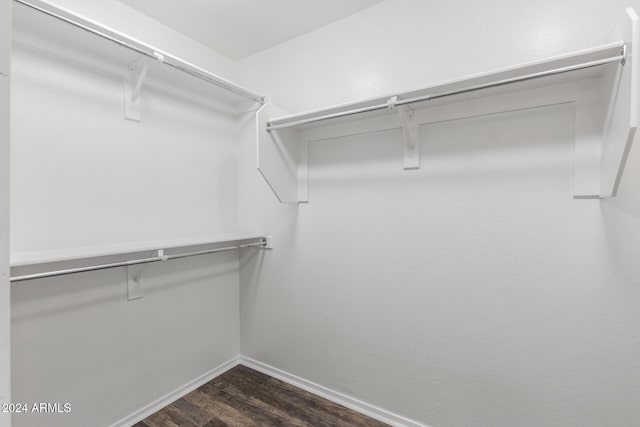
xmin=257 ymin=101 xmax=308 ymax=203
xmin=126 ymin=249 xmax=167 ymax=300
xmin=388 ymin=96 xmax=420 ymax=169
xmin=599 ymin=8 xmax=639 ymax=197
xmin=126 ymin=262 xmax=145 ymax=301
xmin=124 ymin=57 xmax=151 ymax=122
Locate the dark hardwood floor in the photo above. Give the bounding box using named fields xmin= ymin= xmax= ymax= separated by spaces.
xmin=134 ymin=365 xmax=390 ymax=427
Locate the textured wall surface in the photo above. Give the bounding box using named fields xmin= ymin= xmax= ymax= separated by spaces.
xmin=1 ymin=0 xmax=11 ymax=426
xmin=12 ymin=252 xmax=239 ymax=427
xmin=10 ymin=44 xmax=239 ymax=252
xmin=238 ymin=1 xmax=640 ymax=426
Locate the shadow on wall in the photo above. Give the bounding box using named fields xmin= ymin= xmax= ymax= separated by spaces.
xmin=11 ymin=252 xmax=238 ymax=323
xmin=307 ymin=104 xmax=575 ymax=198
xmin=239 ymin=248 xmax=265 ymax=339
xmin=602 ymin=132 xmax=640 ymax=219
xmin=600 ymin=132 xmax=640 ymax=290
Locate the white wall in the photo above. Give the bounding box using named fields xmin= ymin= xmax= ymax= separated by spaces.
xmin=10 ymin=3 xmax=246 ymax=426
xmin=10 ymin=44 xmax=239 ymax=252
xmin=0 ymin=1 xmax=11 ymax=426
xmin=12 ymin=252 xmax=239 ymax=427
xmin=238 ymin=1 xmax=640 ymax=426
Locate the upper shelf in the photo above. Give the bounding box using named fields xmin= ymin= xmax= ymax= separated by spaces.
xmin=258 ymin=7 xmax=639 ymax=203
xmin=11 ymin=233 xmax=266 ymax=267
xmin=267 ymin=42 xmax=625 ymax=131
xmin=12 ymin=0 xmax=265 ymax=112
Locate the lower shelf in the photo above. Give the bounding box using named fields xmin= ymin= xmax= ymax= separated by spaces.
xmin=10 ymin=232 xmax=267 ymax=267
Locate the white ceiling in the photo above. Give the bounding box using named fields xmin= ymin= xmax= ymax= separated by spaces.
xmin=117 ymin=0 xmax=386 ymax=60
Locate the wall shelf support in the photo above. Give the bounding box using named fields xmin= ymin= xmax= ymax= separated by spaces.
xmin=387 ymin=96 xmax=420 ymax=169
xmin=124 ymin=57 xmax=151 ymax=122
xmin=397 ymin=104 xmax=420 ymax=170
xmin=130 ymin=60 xmax=149 ymax=103
xmin=126 ymin=263 xmax=145 ymax=301
xmin=599 ymin=8 xmax=639 ymax=197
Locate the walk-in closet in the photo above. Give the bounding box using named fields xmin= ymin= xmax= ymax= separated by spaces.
xmin=1 ymin=1 xmax=639 ymax=426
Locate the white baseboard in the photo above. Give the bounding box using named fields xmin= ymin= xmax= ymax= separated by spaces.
xmin=111 ymin=354 xmax=428 ymax=427
xmin=110 ymin=356 xmax=241 ymax=427
xmin=239 ymin=355 xmax=429 ymax=427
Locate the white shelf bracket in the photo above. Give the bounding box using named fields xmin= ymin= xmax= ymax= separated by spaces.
xmin=600 ymin=8 xmax=639 ymax=197
xmin=126 ymin=263 xmax=145 ymax=301
xmin=124 ymin=57 xmax=151 ymax=122
xmin=257 ymin=102 xmax=308 ymax=203
xmin=130 ymin=62 xmax=149 ymax=103
xmin=388 ymin=96 xmax=420 ymax=169
xmin=126 ymin=249 xmax=166 ymax=301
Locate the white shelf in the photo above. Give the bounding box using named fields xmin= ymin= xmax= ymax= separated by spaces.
xmin=11 ymin=233 xmax=266 ymax=267
xmin=258 ymin=8 xmax=639 ymax=203
xmin=12 ymin=0 xmax=264 ymax=114
xmin=267 ymin=42 xmax=625 ymax=131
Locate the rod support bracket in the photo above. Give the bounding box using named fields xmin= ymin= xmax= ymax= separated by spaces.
xmin=386 ymin=95 xmax=399 ymax=109
xmin=260 ymin=236 xmax=274 ymax=250
xmin=157 ymin=249 xmax=168 ymax=261
xmin=153 ymin=51 xmax=165 ymax=63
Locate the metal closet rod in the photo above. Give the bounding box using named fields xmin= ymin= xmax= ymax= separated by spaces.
xmin=267 ymin=47 xmax=627 ymax=131
xmin=10 ymin=239 xmax=267 ymax=283
xmin=14 ymin=0 xmax=265 ymax=104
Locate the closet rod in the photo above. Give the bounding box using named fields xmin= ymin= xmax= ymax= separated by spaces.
xmin=10 ymin=239 xmax=267 ymax=283
xmin=14 ymin=0 xmax=265 ymax=104
xmin=267 ymin=48 xmax=626 ymax=131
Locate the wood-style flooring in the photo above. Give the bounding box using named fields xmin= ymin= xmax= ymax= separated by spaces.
xmin=134 ymin=365 xmax=390 ymax=427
